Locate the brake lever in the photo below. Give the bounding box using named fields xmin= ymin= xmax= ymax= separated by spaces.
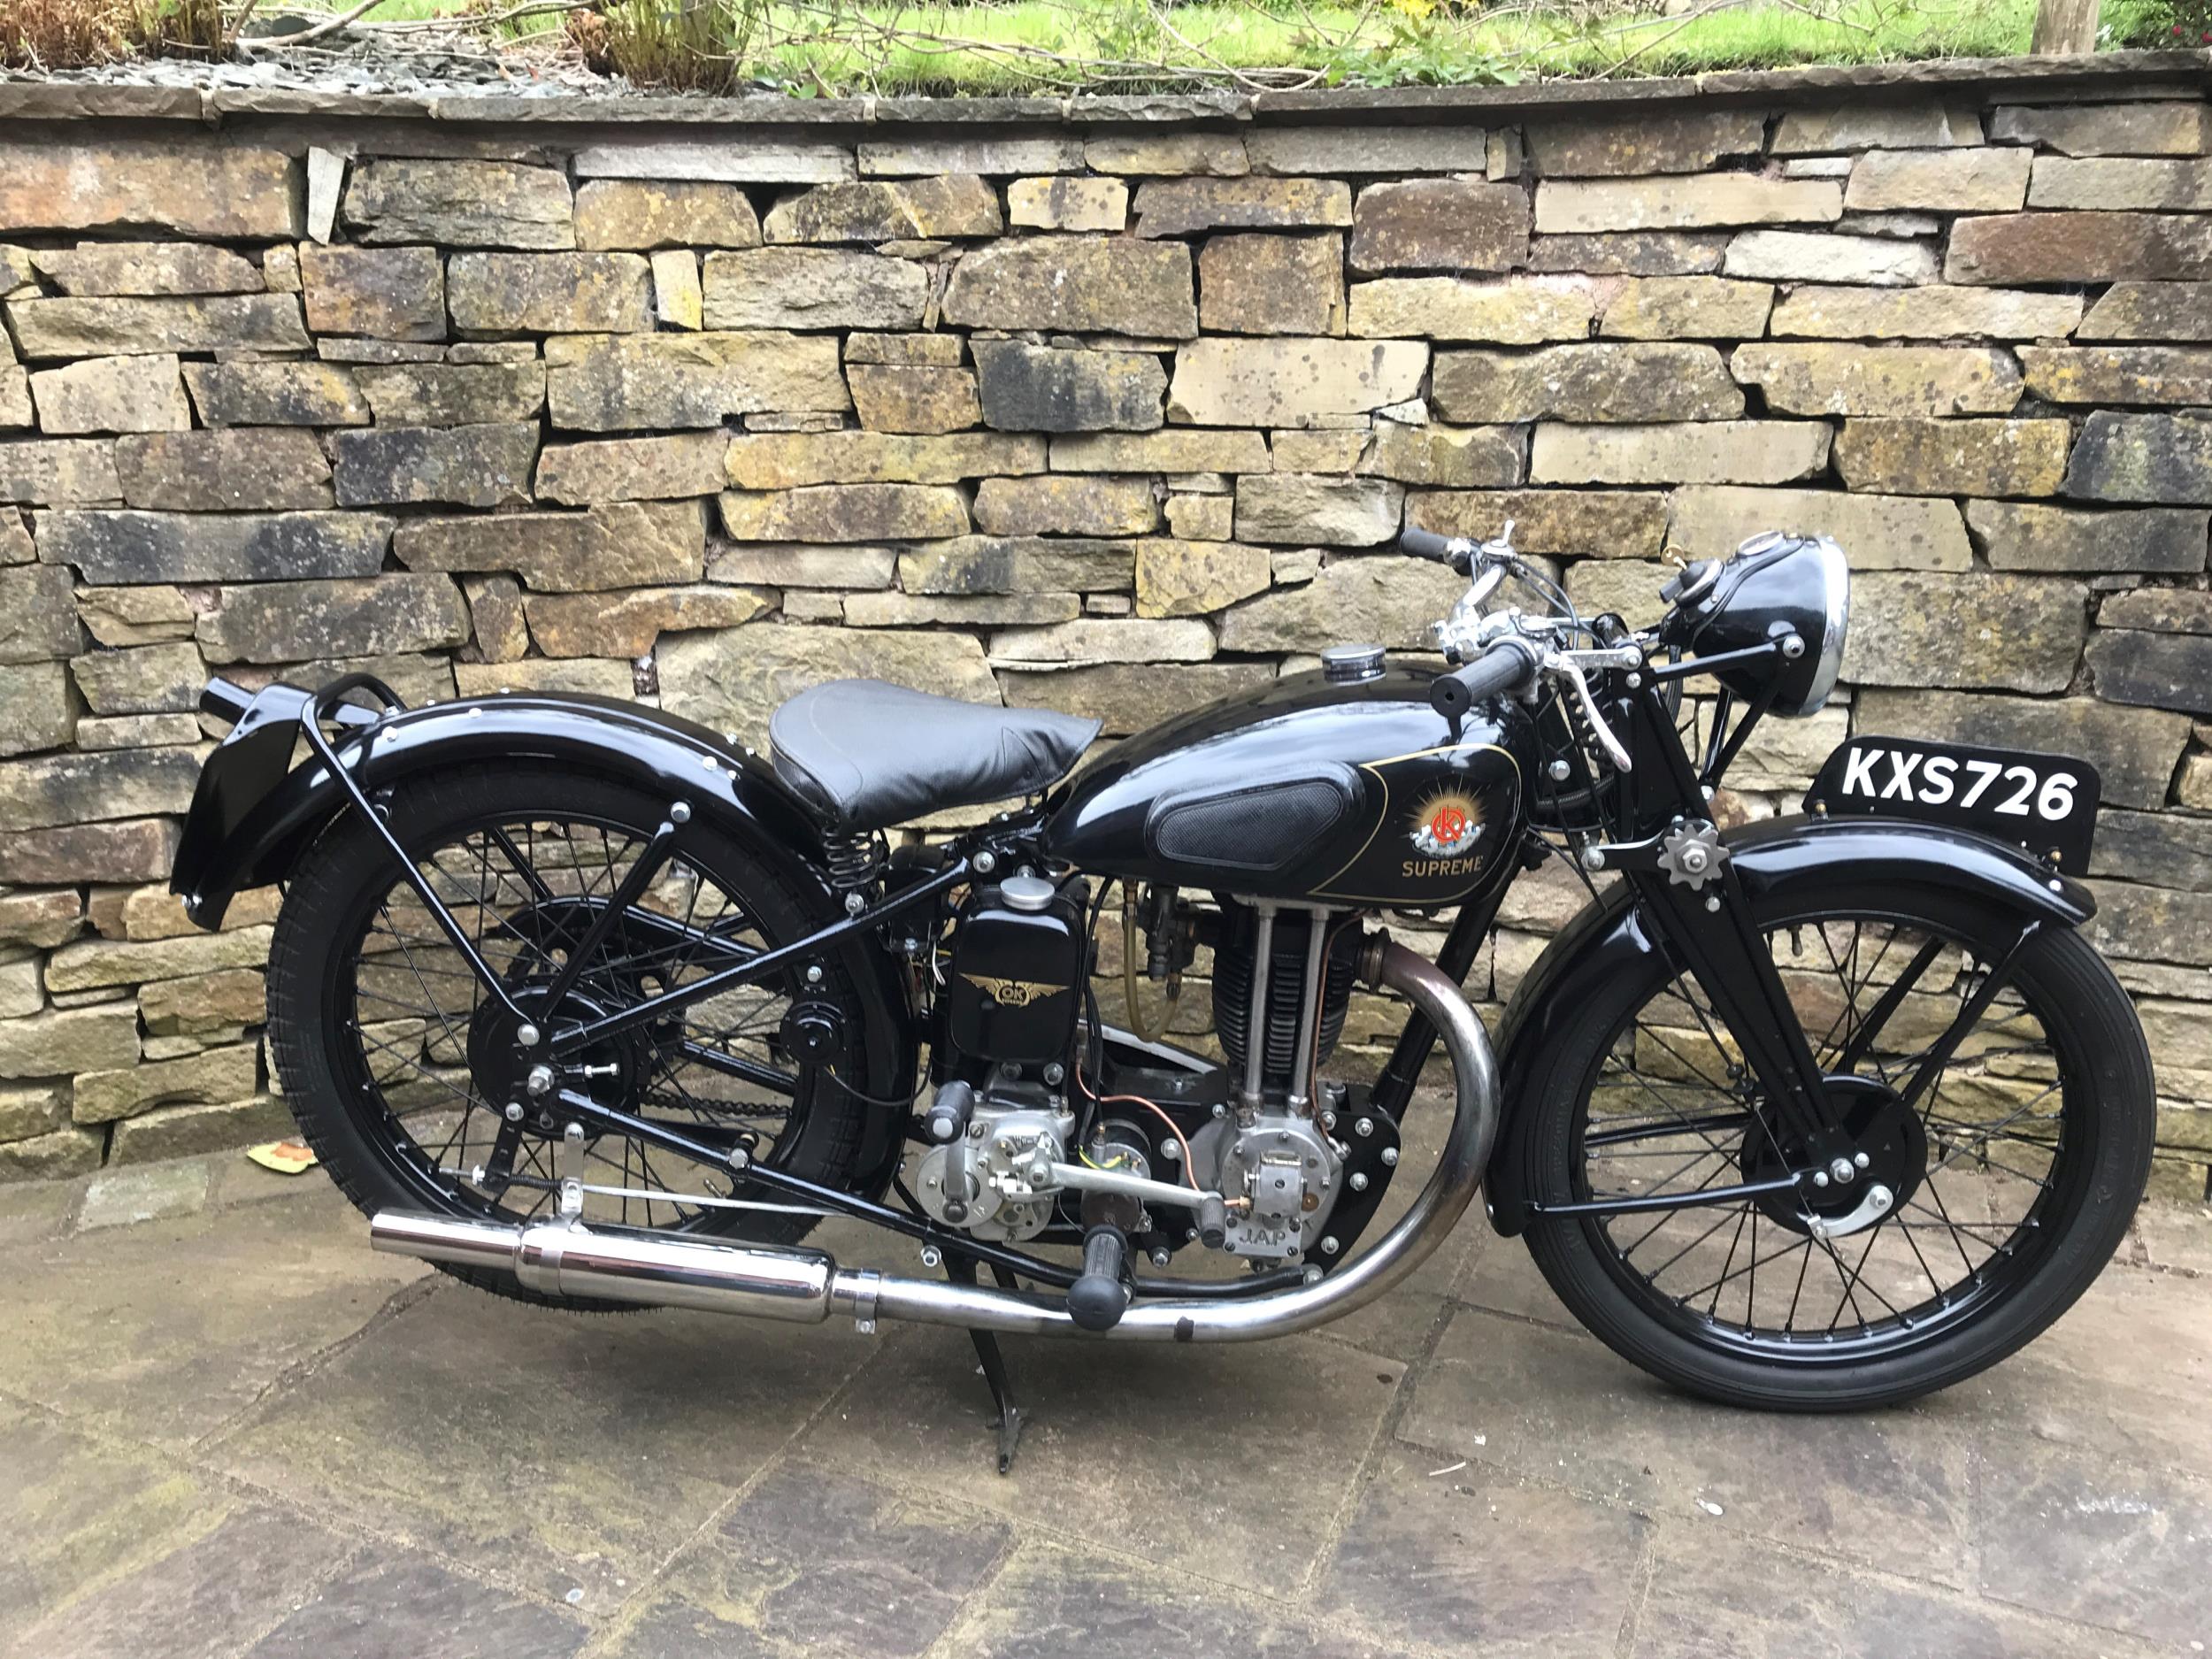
xmin=1548 ymin=652 xmax=1635 ymax=775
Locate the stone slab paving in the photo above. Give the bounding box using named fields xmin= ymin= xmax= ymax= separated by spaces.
xmin=0 ymin=1155 xmax=2203 ymax=1659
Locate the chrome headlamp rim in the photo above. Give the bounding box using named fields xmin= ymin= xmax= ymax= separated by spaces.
xmin=1794 ymin=535 xmax=1850 ymax=718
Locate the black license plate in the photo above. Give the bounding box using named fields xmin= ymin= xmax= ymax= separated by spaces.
xmin=1804 ymin=734 xmax=2101 ymax=874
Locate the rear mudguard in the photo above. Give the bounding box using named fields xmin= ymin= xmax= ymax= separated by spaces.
xmin=1482 ymin=814 xmax=2094 ymax=1235
xmin=171 ymin=683 xmax=918 ymax=1192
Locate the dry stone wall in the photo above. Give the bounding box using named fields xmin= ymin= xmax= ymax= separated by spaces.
xmin=3 ymin=64 xmax=2212 ymax=1197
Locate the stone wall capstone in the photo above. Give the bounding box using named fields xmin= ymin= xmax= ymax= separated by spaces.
xmin=2 ymin=60 xmax=2211 ymax=1198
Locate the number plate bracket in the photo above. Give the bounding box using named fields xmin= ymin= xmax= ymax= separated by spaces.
xmin=1803 ymin=734 xmax=2100 ymax=875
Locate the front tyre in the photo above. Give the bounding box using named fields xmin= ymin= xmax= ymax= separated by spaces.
xmin=1519 ymin=879 xmax=2153 ymax=1409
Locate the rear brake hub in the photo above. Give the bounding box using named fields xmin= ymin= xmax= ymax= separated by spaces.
xmin=466 ymin=984 xmax=641 ymax=1125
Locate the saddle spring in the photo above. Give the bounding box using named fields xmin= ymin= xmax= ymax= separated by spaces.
xmin=825 ymin=830 xmax=887 ymax=895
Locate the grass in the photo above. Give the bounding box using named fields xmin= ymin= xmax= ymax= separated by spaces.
xmin=856 ymin=0 xmax=2041 ymax=88
xmin=4 ymin=0 xmax=2180 ymax=89
xmin=377 ymin=0 xmax=2050 ymax=92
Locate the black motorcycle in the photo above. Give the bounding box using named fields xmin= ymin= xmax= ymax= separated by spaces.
xmin=173 ymin=525 xmax=2154 ymax=1470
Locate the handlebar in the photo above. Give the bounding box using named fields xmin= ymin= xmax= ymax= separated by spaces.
xmin=1400 ymin=526 xmax=1471 ymax=571
xmin=1429 ymin=638 xmax=1540 ymax=723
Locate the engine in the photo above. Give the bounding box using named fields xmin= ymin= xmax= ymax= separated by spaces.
xmin=1195 ymin=902 xmax=1357 ymax=1262
xmin=915 ymin=878 xmax=1375 ymax=1272
xmin=1212 ymin=901 xmax=1358 ymax=1094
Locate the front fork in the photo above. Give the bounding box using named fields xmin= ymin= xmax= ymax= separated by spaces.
xmin=1612 ymin=842 xmax=1851 ymax=1165
xmin=1603 ymin=679 xmax=1856 ymax=1167
xmin=1375 ymin=680 xmax=2036 ymax=1225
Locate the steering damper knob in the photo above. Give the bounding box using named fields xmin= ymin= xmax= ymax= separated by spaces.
xmin=1659 ymin=558 xmax=1721 ymax=604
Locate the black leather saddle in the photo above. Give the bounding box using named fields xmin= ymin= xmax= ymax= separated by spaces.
xmin=768 ymin=679 xmax=1101 ymax=833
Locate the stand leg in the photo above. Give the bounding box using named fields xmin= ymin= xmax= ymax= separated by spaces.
xmin=949 ymin=1258 xmax=1025 ymax=1475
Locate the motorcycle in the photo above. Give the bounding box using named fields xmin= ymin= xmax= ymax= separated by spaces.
xmin=172 ymin=525 xmax=2154 ymax=1471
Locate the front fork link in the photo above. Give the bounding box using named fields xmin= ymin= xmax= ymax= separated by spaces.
xmin=1609 ymin=833 xmax=1854 ymax=1164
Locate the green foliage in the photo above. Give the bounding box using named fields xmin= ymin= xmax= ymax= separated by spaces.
xmin=2119 ymin=0 xmax=2212 ymax=44
xmin=1087 ymin=0 xmax=1176 ymax=66
xmin=582 ymin=0 xmax=2039 ymax=96
xmin=1309 ymin=0 xmax=1517 ymax=86
xmin=594 ymin=0 xmax=766 ymax=92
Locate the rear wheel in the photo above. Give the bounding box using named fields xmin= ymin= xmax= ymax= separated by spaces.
xmin=267 ymin=763 xmax=890 ymax=1307
xmin=1520 ymin=879 xmax=2154 ymax=1408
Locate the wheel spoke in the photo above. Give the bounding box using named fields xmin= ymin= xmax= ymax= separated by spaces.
xmin=1836 ymin=933 xmax=1942 ymax=1075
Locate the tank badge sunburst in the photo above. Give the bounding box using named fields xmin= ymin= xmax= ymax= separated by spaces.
xmin=959 ymin=973 xmax=1066 ymax=1008
xmin=1409 ymin=789 xmax=1485 ymax=858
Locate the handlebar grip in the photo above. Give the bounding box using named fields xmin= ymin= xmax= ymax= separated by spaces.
xmin=1399 ymin=526 xmax=1471 ymax=570
xmin=1431 ymin=641 xmax=1540 ymax=723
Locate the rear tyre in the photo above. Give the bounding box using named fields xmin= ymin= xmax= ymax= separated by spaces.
xmin=1518 ymin=879 xmax=2153 ymax=1409
xmin=267 ymin=762 xmax=889 ymax=1309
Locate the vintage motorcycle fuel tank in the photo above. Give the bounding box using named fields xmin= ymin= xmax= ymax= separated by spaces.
xmin=1042 ymin=663 xmax=1535 ymax=906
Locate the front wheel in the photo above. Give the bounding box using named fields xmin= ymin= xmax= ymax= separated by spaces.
xmin=1518 ymin=878 xmax=2154 ymax=1409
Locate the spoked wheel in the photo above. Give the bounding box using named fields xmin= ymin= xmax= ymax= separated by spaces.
xmin=268 ymin=763 xmax=887 ymax=1306
xmin=1520 ymin=879 xmax=2154 ymax=1408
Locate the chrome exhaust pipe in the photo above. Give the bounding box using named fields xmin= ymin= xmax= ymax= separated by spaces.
xmin=372 ymin=938 xmax=1498 ymax=1342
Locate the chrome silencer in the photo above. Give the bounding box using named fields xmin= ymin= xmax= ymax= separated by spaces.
xmin=370 ymin=1210 xmax=840 ymax=1321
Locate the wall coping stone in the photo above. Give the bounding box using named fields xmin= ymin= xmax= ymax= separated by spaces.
xmin=0 ymin=50 xmax=2204 ymax=133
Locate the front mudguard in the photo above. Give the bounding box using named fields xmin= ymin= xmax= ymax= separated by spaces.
xmin=1481 ymin=814 xmax=2094 ymax=1235
xmin=170 ymin=682 xmax=918 ymax=1193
